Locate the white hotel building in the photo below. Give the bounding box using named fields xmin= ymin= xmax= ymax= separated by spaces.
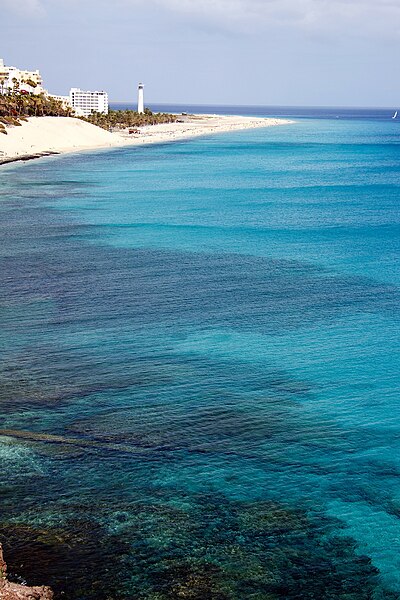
xmin=0 ymin=58 xmax=44 ymax=94
xmin=69 ymin=88 xmax=109 ymax=116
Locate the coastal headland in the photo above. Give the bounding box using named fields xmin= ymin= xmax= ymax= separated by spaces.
xmin=0 ymin=114 xmax=292 ymax=165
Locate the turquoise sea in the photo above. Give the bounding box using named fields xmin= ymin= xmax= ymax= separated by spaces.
xmin=1 ymin=112 xmax=400 ymax=599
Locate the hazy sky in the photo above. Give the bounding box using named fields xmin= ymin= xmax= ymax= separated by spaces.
xmin=2 ymin=0 xmax=400 ymax=106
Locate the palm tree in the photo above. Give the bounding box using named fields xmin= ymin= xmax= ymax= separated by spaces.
xmin=0 ymin=75 xmax=7 ymax=95
xmin=11 ymin=77 xmax=20 ymax=94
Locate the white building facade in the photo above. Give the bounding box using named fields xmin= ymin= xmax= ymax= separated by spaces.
xmin=48 ymin=94 xmax=73 ymax=110
xmin=0 ymin=58 xmax=44 ymax=94
xmin=69 ymin=88 xmax=109 ymax=116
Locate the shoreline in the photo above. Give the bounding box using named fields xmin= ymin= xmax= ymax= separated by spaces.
xmin=0 ymin=151 xmax=60 ymax=165
xmin=0 ymin=114 xmax=294 ymax=166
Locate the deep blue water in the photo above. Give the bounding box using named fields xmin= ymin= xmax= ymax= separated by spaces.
xmin=0 ymin=113 xmax=400 ymax=599
xmin=111 ymin=102 xmax=399 ymax=120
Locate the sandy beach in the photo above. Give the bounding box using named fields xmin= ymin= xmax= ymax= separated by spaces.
xmin=0 ymin=114 xmax=292 ymax=164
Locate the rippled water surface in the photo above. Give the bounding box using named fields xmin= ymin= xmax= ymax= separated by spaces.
xmin=1 ymin=117 xmax=400 ymax=599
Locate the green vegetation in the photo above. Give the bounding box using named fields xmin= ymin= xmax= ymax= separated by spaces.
xmin=0 ymin=90 xmax=73 ymax=125
xmin=81 ymin=107 xmax=177 ymax=131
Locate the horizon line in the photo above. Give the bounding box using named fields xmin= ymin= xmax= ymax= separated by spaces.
xmin=109 ymin=101 xmax=399 ymax=110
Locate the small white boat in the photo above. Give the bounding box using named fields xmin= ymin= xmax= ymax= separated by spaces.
xmin=392 ymin=111 xmax=398 ymax=119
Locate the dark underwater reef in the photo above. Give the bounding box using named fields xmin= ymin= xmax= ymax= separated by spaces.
xmin=0 ymin=494 xmax=396 ymax=600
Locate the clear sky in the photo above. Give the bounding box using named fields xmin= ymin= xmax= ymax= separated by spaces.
xmin=2 ymin=0 xmax=400 ymax=106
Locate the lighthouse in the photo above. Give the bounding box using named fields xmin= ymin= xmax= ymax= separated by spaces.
xmin=137 ymin=82 xmax=144 ymax=114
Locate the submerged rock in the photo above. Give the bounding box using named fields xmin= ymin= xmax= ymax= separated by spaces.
xmin=1 ymin=496 xmax=397 ymax=600
xmin=0 ymin=543 xmax=53 ymax=600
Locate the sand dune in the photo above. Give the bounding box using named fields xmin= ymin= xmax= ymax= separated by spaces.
xmin=0 ymin=116 xmax=120 ymax=161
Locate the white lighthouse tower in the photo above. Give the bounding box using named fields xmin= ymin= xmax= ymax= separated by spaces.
xmin=137 ymin=82 xmax=144 ymax=114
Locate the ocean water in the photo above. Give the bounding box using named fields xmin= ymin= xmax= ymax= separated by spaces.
xmin=0 ymin=112 xmax=400 ymax=599
xmin=111 ymin=102 xmax=398 ymax=120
